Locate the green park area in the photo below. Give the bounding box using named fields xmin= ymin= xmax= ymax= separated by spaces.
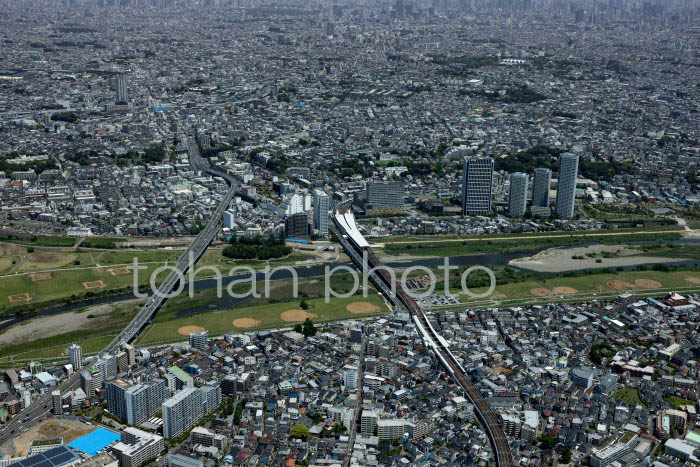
xmin=135 ymin=292 xmax=389 ymax=346
xmin=379 ymin=230 xmax=684 ymax=258
xmin=394 ymin=257 xmax=700 ymax=308
xmin=2 ymin=225 xmax=700 ymax=364
xmin=666 ymin=396 xmax=696 ymax=409
xmin=377 ymin=224 xmax=684 ymax=244
xmin=0 ymin=242 xmax=313 ymax=316
xmin=0 ymin=273 xmax=389 ymax=362
xmin=611 ymin=388 xmax=647 ymax=408
xmin=447 ymin=268 xmax=700 ymax=307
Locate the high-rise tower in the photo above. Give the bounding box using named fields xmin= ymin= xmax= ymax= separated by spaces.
xmin=509 ymin=172 xmax=528 ymax=216
xmin=462 ymin=157 xmax=494 ymax=215
xmin=555 ymin=153 xmax=579 ymax=219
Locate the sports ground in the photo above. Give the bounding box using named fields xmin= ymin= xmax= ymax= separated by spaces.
xmin=0 ymin=243 xmax=313 ymax=315
xmin=2 ymin=233 xmax=700 ymax=363
xmin=423 ymin=269 xmax=700 ymax=309
xmin=135 ymin=293 xmax=389 ymax=346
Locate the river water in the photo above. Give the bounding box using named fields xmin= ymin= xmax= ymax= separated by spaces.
xmin=0 ymin=251 xmax=532 ymax=331
xmin=4 ymin=239 xmax=700 ymax=331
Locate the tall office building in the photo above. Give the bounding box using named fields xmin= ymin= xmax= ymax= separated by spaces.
xmin=80 ymin=369 xmax=102 ymax=398
xmin=365 ymin=182 xmax=404 ymax=215
xmin=361 ymin=410 xmax=379 ymax=434
xmin=555 ymin=153 xmax=579 ymax=219
xmin=532 ymin=168 xmax=552 ymax=208
xmin=51 ymin=390 xmax=62 ymax=415
xmin=162 ymin=388 xmax=204 ymax=439
xmin=509 ymin=172 xmax=528 ymax=216
xmin=96 ymin=355 xmax=118 ymax=380
xmin=106 ymin=379 xmax=130 ymax=421
xmin=223 ymin=210 xmax=236 ymax=229
xmin=116 ymin=350 xmax=129 ymax=374
xmin=462 ymin=157 xmax=494 ymax=215
xmin=313 ymin=190 xmax=330 ymax=236
xmin=116 ymin=74 xmax=129 ymax=104
xmin=167 ymin=366 xmax=194 ymax=391
xmin=285 ymin=212 xmax=309 ymax=241
xmin=68 ymin=344 xmax=83 ymax=370
xmin=111 ymin=428 xmax=164 ymax=467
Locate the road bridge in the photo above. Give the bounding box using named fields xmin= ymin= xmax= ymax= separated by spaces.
xmin=0 ymin=137 xmax=236 ymax=445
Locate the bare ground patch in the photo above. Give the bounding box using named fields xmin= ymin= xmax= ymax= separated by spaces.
xmin=7 ymin=293 xmax=31 ymax=303
xmin=82 ymin=280 xmax=105 ymax=290
xmin=29 ymin=272 xmax=52 ymax=282
xmin=685 ymin=276 xmax=700 ymax=285
xmin=510 ymin=244 xmax=682 ymax=273
xmin=232 ymin=318 xmax=261 ymax=328
xmin=634 ymin=279 xmax=662 ymax=289
xmin=178 ymin=325 xmax=205 ymax=336
xmin=280 ymin=309 xmax=318 ymax=322
xmin=552 ymin=286 xmax=578 ymax=295
xmin=108 ymin=267 xmax=131 ymax=276
xmin=0 ymin=300 xmax=143 ymax=352
xmin=608 ymin=280 xmax=636 ymax=290
xmin=22 ymin=253 xmax=77 ymax=271
xmin=5 ymin=418 xmax=95 ymax=457
xmin=530 ymin=288 xmax=552 ymax=297
xmin=346 ymin=301 xmax=381 ymax=314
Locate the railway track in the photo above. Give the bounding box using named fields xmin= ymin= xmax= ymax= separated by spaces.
xmin=332 ymin=210 xmax=513 ymax=467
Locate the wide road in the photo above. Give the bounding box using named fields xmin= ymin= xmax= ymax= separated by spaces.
xmin=0 ymin=372 xmax=81 ymax=446
xmin=0 ymin=136 xmax=235 ymax=445
xmin=101 ymin=137 xmax=236 ymax=354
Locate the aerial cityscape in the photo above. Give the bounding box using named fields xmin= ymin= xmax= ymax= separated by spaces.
xmin=0 ymin=0 xmax=699 ymax=466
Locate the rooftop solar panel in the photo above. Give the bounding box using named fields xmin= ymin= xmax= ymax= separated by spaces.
xmin=9 ymin=445 xmax=79 ymax=467
xmin=21 ymin=458 xmax=43 ymax=467
xmin=48 ymin=453 xmax=73 ymax=464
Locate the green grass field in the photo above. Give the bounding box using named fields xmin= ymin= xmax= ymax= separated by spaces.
xmin=666 ymin=396 xmax=695 ymax=409
xmin=453 ymin=269 xmax=700 ymax=303
xmin=0 ymin=234 xmax=77 ymax=247
xmin=377 ymin=225 xmax=685 ymax=244
xmin=0 ymin=244 xmax=315 ymax=315
xmin=632 ymin=243 xmax=700 ymax=259
xmin=380 ymin=232 xmax=684 ymax=257
xmin=1 ymin=334 xmax=120 ymax=361
xmin=135 ymin=293 xmax=389 ymax=346
xmin=612 ymin=387 xmax=646 ymax=408
xmin=0 ymin=263 xmax=165 ymax=315
xmin=0 ymin=277 xmax=390 ymax=361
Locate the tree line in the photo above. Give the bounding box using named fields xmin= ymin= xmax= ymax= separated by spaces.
xmin=222 ymin=235 xmax=292 ymax=260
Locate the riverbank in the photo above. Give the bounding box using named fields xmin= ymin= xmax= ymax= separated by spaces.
xmin=510 ymin=244 xmax=684 ymax=272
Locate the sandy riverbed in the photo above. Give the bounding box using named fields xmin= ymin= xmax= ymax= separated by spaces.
xmin=509 ymin=244 xmax=683 ymax=273
xmin=0 ymin=299 xmax=144 ymax=349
